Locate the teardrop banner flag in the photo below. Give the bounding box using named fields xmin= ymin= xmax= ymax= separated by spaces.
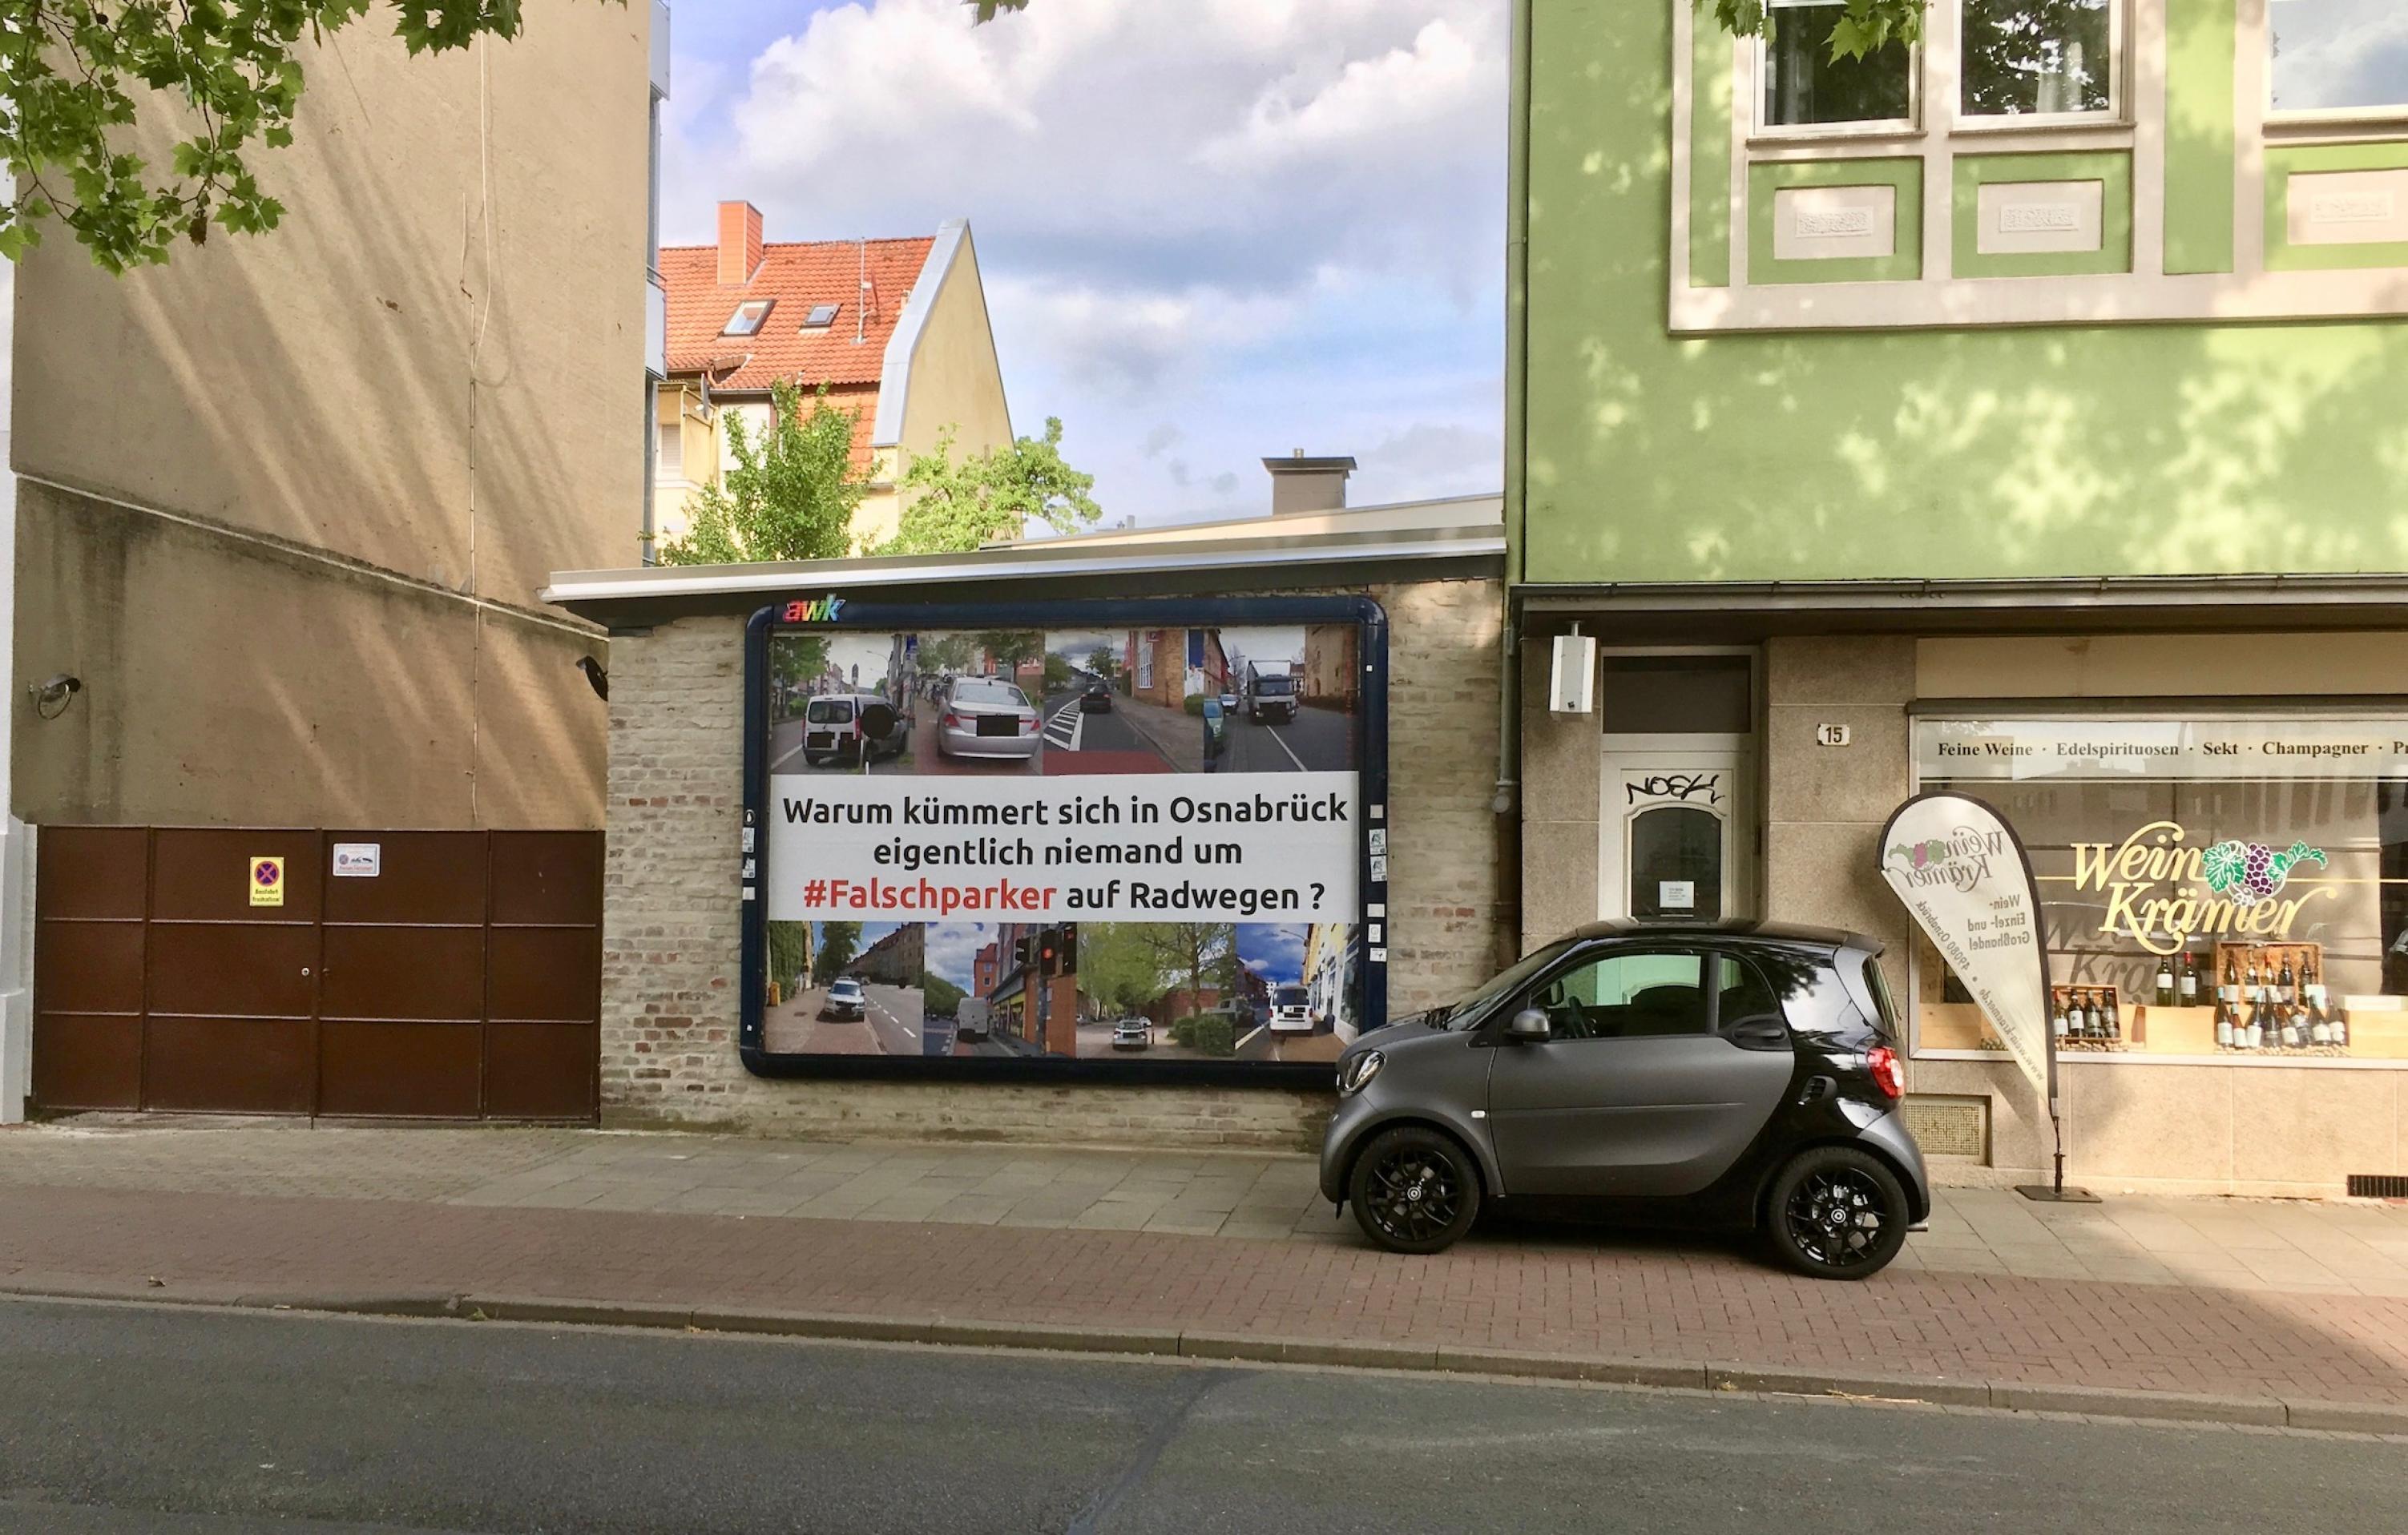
xmin=1878 ymin=792 xmax=2055 ymax=1110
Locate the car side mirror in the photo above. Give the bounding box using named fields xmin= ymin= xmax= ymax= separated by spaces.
xmin=1507 ymin=1007 xmax=1551 ymax=1042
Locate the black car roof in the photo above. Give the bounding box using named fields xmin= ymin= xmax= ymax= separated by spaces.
xmin=1555 ymin=919 xmax=1879 ymax=955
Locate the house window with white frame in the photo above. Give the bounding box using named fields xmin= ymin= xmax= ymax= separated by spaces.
xmin=1959 ymin=0 xmax=2119 ymax=120
xmin=2269 ymin=0 xmax=2408 ymax=117
xmin=1760 ymin=0 xmax=1917 ymax=130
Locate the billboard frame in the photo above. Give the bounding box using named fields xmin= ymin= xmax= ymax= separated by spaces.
xmin=740 ymin=594 xmax=1390 ymax=1086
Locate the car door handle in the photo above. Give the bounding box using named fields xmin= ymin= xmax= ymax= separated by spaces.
xmin=1726 ymin=1022 xmax=1788 ymax=1050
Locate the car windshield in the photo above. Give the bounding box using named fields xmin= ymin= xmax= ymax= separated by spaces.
xmin=805 ymin=699 xmax=853 ymax=723
xmin=1276 ymin=986 xmax=1309 ymax=1007
xmin=1256 ymin=676 xmax=1295 ymax=695
xmin=954 ymin=680 xmax=1027 ymax=707
xmin=1432 ymin=937 xmax=1582 ymax=1029
xmin=832 ymin=980 xmax=861 ymax=993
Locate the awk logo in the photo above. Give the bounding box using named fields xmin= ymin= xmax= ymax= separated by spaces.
xmin=783 ymin=597 xmax=847 ymax=624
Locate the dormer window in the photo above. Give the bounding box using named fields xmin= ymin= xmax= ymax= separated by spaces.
xmin=801 ymin=303 xmax=841 ymax=330
xmin=723 ymin=300 xmax=773 ymax=336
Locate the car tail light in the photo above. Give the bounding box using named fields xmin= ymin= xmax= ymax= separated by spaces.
xmin=1021 ymin=715 xmax=1038 ymax=733
xmin=942 ymin=712 xmax=961 ymax=730
xmin=1866 ymin=1044 xmax=1904 ymax=1100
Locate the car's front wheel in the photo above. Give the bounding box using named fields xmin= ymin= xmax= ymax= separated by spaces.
xmin=1765 ymin=1146 xmax=1909 ymax=1279
xmin=1348 ymin=1126 xmax=1480 ymax=1255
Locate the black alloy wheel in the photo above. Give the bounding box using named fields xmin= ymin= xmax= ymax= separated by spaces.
xmin=1349 ymin=1126 xmax=1481 ymax=1255
xmin=1766 ymin=1146 xmax=1909 ymax=1279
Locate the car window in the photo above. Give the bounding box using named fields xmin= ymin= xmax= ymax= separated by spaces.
xmin=1276 ymin=986 xmax=1309 ymax=1007
xmin=805 ymin=698 xmax=853 ymax=723
xmin=1526 ymin=950 xmax=1708 ymax=1040
xmin=1714 ymin=954 xmax=1783 ymax=1029
xmin=954 ymin=680 xmax=1027 ymax=707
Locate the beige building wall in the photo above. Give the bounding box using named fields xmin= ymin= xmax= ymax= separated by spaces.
xmin=865 ymin=230 xmax=1013 ymax=551
xmin=10 ymin=0 xmax=646 ymax=829
xmin=14 ymin=481 xmax=607 ymax=828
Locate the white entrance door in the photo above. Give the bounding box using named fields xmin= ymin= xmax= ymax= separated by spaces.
xmin=1601 ymin=753 xmax=1753 ymax=924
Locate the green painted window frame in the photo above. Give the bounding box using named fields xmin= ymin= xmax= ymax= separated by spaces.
xmin=1950 ymin=151 xmax=2133 ymax=279
xmin=1746 ymin=159 xmax=1924 ymax=284
xmin=2265 ymin=143 xmax=2408 ymax=273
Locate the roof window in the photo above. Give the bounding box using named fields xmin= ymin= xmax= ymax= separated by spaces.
xmin=802 ymin=303 xmax=841 ymax=330
xmin=723 ymin=300 xmax=773 ymax=337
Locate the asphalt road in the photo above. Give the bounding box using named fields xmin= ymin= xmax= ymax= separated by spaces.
xmin=1040 ymin=691 xmax=1174 ymax=772
xmin=2 ymin=1299 xmax=2398 ymax=1535
xmin=1220 ymin=704 xmax=1349 ymax=774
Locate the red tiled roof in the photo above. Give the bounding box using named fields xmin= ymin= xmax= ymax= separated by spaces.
xmin=659 ymin=235 xmax=937 ymax=395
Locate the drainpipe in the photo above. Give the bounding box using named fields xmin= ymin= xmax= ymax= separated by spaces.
xmin=1493 ymin=0 xmax=1534 ymax=963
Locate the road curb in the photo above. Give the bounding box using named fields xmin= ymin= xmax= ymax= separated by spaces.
xmin=7 ymin=1283 xmax=2404 ymax=1434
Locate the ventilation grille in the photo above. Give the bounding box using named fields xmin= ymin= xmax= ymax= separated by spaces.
xmin=2347 ymin=1174 xmax=2408 ymax=1199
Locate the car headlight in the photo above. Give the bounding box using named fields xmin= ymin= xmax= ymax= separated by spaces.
xmin=1335 ymin=1049 xmax=1385 ymax=1098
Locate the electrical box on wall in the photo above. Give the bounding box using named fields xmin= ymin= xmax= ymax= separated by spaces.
xmin=1549 ymin=634 xmax=1596 ymax=715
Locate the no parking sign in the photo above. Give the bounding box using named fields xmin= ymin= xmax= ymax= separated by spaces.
xmin=249 ymin=856 xmax=285 ymax=908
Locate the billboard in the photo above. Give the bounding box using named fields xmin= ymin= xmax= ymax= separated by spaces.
xmin=742 ymin=598 xmax=1386 ymax=1083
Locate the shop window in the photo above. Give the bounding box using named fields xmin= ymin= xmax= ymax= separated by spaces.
xmin=2270 ymin=0 xmax=2408 ymax=117
xmin=1910 ymin=716 xmax=2408 ymax=1063
xmin=1960 ymin=0 xmax=2118 ymax=120
xmin=1761 ymin=0 xmax=1918 ymax=131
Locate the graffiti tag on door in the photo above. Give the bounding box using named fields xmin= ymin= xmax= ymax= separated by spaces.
xmin=1627 ymin=773 xmax=1722 ymax=807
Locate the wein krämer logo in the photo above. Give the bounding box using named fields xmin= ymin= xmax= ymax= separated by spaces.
xmin=2198 ymin=839 xmax=2327 ymax=904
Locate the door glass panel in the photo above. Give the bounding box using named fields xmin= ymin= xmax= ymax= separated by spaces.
xmin=1532 ymin=952 xmax=1708 ymax=1040
xmin=1631 ymin=806 xmax=1723 ymax=919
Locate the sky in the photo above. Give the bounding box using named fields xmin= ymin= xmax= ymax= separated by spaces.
xmin=924 ymin=922 xmax=992 ymax=989
xmin=659 ymin=0 xmax=1507 ymax=529
xmin=1237 ymin=923 xmax=1305 ymax=985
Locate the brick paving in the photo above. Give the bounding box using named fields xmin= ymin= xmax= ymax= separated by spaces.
xmin=2 ymin=1121 xmax=2405 ymax=1407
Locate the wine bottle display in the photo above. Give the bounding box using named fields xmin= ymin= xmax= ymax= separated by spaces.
xmin=2179 ymin=951 xmax=2199 ymax=1003
xmin=2155 ymin=957 xmax=2175 ymax=1009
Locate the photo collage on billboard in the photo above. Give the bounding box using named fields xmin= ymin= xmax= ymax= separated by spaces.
xmin=762 ymin=622 xmax=1368 ymax=1066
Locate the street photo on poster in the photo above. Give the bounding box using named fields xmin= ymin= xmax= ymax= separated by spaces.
xmin=1038 ymin=623 xmax=1357 ymax=776
xmin=762 ymin=921 xmax=932 ymax=1057
xmin=760 ymin=619 xmax=1370 ymax=1066
xmin=768 ymin=629 xmax=1045 ymax=778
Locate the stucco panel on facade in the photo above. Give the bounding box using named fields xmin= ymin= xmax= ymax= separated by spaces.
xmin=1522 ymin=2 xmax=2408 ymax=586
xmin=10 ymin=0 xmax=649 ymax=607
xmin=10 ymin=481 xmax=605 ymax=829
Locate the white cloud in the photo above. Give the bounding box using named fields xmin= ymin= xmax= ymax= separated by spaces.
xmin=667 ymin=0 xmax=1506 ymax=522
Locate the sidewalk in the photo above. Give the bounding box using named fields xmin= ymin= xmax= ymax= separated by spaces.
xmin=3 ymin=1120 xmax=2405 ymax=1425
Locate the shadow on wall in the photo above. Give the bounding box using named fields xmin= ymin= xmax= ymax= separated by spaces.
xmin=1523 ymin=15 xmax=2408 ymax=584
xmin=8 ymin=10 xmax=639 ymax=828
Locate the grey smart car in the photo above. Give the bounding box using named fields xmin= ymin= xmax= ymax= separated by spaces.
xmin=1320 ymin=921 xmax=1930 ymax=1279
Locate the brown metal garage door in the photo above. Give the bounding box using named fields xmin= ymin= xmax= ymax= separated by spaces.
xmin=31 ymin=828 xmax=600 ymax=1121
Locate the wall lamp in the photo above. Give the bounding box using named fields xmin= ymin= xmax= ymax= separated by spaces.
xmin=30 ymin=674 xmax=82 ymax=720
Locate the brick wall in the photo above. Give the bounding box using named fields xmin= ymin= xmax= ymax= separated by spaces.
xmin=599 ymin=578 xmax=1503 ymax=1149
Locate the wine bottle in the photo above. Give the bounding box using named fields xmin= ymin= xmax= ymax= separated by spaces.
xmin=2081 ymin=990 xmax=2100 ymax=1040
xmin=2310 ymin=1004 xmax=2332 ymax=1048
xmin=2155 ymin=956 xmax=2176 ymax=1009
xmin=2243 ymin=997 xmax=2264 ymax=1050
xmin=2281 ymin=1005 xmax=2304 ymax=1051
xmin=2052 ymin=993 xmax=2070 ymax=1041
xmin=2179 ymin=951 xmax=2199 ymax=1005
xmin=2277 ymin=956 xmax=2297 ymax=1005
xmin=2105 ymin=991 xmax=2123 ymax=1042
xmin=2333 ymin=1005 xmax=2350 ymax=1050
xmin=2215 ymin=992 xmax=2234 ymax=1049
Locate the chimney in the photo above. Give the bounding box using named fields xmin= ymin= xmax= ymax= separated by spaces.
xmin=716 ymin=200 xmax=764 ymax=285
xmin=1262 ymin=450 xmax=1357 ymax=516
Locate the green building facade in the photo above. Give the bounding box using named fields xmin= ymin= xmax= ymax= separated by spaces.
xmin=1508 ymin=1 xmax=2408 ymax=1195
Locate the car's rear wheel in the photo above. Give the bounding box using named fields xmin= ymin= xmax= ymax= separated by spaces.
xmin=1765 ymin=1146 xmax=1909 ymax=1279
xmin=1349 ymin=1126 xmax=1480 ymax=1255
